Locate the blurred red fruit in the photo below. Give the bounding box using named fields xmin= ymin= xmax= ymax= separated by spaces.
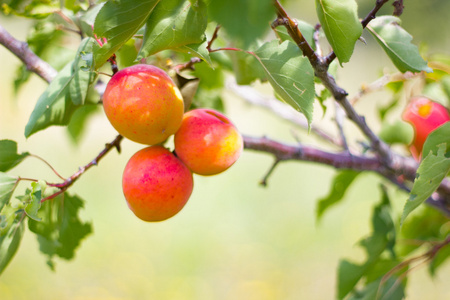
xmin=402 ymin=97 xmax=450 ymax=159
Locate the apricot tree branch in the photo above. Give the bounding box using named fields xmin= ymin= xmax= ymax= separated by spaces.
xmin=0 ymin=24 xmax=57 ymax=83
xmin=243 ymin=135 xmax=450 ymax=215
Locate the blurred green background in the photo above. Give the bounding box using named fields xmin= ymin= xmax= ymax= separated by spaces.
xmin=1 ymin=1 xmax=450 ymax=299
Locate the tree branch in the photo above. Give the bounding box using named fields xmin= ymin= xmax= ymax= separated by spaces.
xmin=0 ymin=24 xmax=57 ymax=83
xmin=243 ymin=135 xmax=450 ymax=215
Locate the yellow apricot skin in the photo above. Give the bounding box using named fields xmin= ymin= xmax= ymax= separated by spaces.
xmin=122 ymin=146 xmax=193 ymax=222
xmin=103 ymin=64 xmax=184 ymax=145
xmin=174 ymin=108 xmax=243 ymax=176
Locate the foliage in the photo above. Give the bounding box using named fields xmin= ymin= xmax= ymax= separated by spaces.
xmin=1 ymin=0 xmax=450 ymax=298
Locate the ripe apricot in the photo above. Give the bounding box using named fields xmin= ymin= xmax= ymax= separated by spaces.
xmin=122 ymin=146 xmax=193 ymax=222
xmin=402 ymin=96 xmax=450 ymax=158
xmin=174 ymin=108 xmax=243 ymax=176
xmin=103 ymin=64 xmax=184 ymax=145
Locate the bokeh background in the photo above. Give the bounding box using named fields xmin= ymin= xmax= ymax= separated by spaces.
xmin=1 ymin=1 xmax=450 ymax=299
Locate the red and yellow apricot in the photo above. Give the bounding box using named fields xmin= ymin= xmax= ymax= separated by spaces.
xmin=174 ymin=108 xmax=243 ymax=176
xmin=103 ymin=64 xmax=184 ymax=145
xmin=122 ymin=146 xmax=193 ymax=222
xmin=402 ymin=96 xmax=450 ymax=158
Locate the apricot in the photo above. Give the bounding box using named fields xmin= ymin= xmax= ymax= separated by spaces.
xmin=174 ymin=108 xmax=243 ymax=176
xmin=402 ymin=96 xmax=450 ymax=158
xmin=103 ymin=64 xmax=184 ymax=145
xmin=122 ymin=146 xmax=193 ymax=222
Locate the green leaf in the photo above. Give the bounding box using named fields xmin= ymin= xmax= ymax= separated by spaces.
xmin=137 ymin=0 xmax=207 ymax=59
xmin=93 ymin=0 xmax=160 ymax=69
xmin=348 ymin=277 xmax=405 ymax=300
xmin=422 ymin=122 xmax=450 ymax=158
xmin=316 ymin=170 xmax=360 ymax=221
xmin=0 ymin=172 xmax=19 ymax=213
xmin=315 ymin=0 xmax=362 ymax=65
xmin=228 ymin=48 xmax=266 ymax=85
xmin=24 ymin=61 xmax=78 ymax=137
xmin=70 ymin=38 xmax=97 ymax=105
xmin=337 ymin=187 xmax=396 ymax=299
xmin=28 ymin=192 xmax=92 ymax=269
xmin=0 ymin=140 xmax=30 ymax=172
xmin=207 ymin=0 xmax=274 ymax=48
xmin=401 ymin=144 xmax=450 ymax=225
xmin=24 ymin=181 xmax=47 ymax=221
xmin=67 ymin=104 xmax=99 ymax=143
xmin=252 ymin=40 xmax=315 ymax=126
xmin=0 ymin=211 xmax=25 ymax=276
xmin=367 ymin=16 xmax=432 ymax=73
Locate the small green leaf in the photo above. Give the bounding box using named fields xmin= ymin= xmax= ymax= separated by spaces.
xmin=422 ymin=122 xmax=450 ymax=158
xmin=367 ymin=16 xmax=432 ymax=73
xmin=0 ymin=140 xmax=30 ymax=172
xmin=252 ymin=40 xmax=315 ymax=126
xmin=93 ymin=0 xmax=160 ymax=69
xmin=0 ymin=172 xmax=19 ymax=212
xmin=316 ymin=170 xmax=360 ymax=221
xmin=24 ymin=181 xmax=47 ymax=221
xmin=401 ymin=144 xmax=450 ymax=224
xmin=137 ymin=0 xmax=207 ymax=59
xmin=0 ymin=211 xmax=25 ymax=276
xmin=315 ymin=0 xmax=362 ymax=65
xmin=28 ymin=192 xmax=92 ymax=269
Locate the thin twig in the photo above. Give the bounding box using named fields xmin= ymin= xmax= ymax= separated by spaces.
xmin=29 ymin=154 xmax=65 ymax=180
xmin=43 ymin=135 xmax=123 ymax=201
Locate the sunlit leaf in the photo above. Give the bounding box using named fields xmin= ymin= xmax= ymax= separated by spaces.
xmin=315 ymin=0 xmax=362 ymax=65
xmin=252 ymin=40 xmax=315 ymax=126
xmin=367 ymin=16 xmax=432 ymax=73
xmin=401 ymin=144 xmax=450 ymax=225
xmin=93 ymin=0 xmax=160 ymax=69
xmin=137 ymin=0 xmax=207 ymax=59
